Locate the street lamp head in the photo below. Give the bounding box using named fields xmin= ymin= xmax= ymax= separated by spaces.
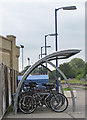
xmin=46 ymin=45 xmax=51 ymax=48
xmin=20 ymin=45 xmax=24 ymax=48
xmin=49 ymin=33 xmax=58 ymax=36
xmin=45 ymin=33 xmax=58 ymax=37
xmin=28 ymin=58 xmax=30 ymax=60
xmin=41 ymin=46 xmax=51 ymax=48
xmin=62 ymin=6 xmax=77 ymax=10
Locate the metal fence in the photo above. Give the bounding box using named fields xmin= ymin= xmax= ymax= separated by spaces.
xmin=0 ymin=63 xmax=18 ymax=117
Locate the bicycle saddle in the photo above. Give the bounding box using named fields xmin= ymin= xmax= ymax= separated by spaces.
xmin=42 ymin=83 xmax=54 ymax=89
xmin=29 ymin=82 xmax=37 ymax=87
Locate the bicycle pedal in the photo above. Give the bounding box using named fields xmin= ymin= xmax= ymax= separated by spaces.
xmin=41 ymin=109 xmax=43 ymax=111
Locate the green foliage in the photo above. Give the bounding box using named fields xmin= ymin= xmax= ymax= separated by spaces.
xmin=69 ymin=58 xmax=85 ymax=78
xmin=76 ymin=73 xmax=84 ymax=80
xmin=49 ymin=58 xmax=85 ymax=81
xmin=63 ymin=87 xmax=75 ymax=91
xmin=38 ymin=67 xmax=47 ymax=74
xmin=49 ymin=70 xmax=56 ymax=80
xmin=61 ymin=79 xmax=85 ymax=84
xmin=59 ymin=62 xmax=75 ymax=79
xmin=38 ymin=58 xmax=86 ymax=81
xmin=76 ymin=74 xmax=82 ymax=80
xmin=85 ymin=63 xmax=87 ymax=75
xmin=69 ymin=58 xmax=85 ymax=69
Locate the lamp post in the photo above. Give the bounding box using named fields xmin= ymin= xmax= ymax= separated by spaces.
xmin=39 ymin=54 xmax=41 ymax=59
xmin=39 ymin=53 xmax=45 ymax=74
xmin=39 ymin=54 xmax=41 ymax=74
xmin=41 ymin=46 xmax=51 ymax=74
xmin=41 ymin=46 xmax=51 ymax=58
xmin=45 ymin=33 xmax=56 ymax=74
xmin=27 ymin=58 xmax=30 ymax=66
xmin=41 ymin=46 xmax=45 ymax=74
xmin=45 ymin=34 xmax=57 ymax=56
xmin=55 ymin=6 xmax=77 ymax=91
xmin=20 ymin=45 xmax=24 ymax=71
xmin=41 ymin=46 xmax=43 ymax=59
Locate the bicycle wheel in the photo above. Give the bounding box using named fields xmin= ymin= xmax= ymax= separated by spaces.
xmin=50 ymin=93 xmax=68 ymax=112
xmin=45 ymin=94 xmax=53 ymax=109
xmin=19 ymin=95 xmax=36 ymax=114
xmin=53 ymin=92 xmax=66 ymax=106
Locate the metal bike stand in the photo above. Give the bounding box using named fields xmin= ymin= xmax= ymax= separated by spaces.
xmin=47 ymin=61 xmax=76 ymax=112
xmin=13 ymin=49 xmax=81 ymax=114
xmin=42 ymin=64 xmax=64 ymax=95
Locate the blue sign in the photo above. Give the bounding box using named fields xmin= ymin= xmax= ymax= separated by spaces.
xmin=18 ymin=75 xmax=49 ymax=86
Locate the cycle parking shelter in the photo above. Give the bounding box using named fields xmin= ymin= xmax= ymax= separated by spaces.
xmin=14 ymin=49 xmax=81 ymax=114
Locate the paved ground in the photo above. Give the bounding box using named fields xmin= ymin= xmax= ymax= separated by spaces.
xmin=2 ymin=87 xmax=86 ymax=119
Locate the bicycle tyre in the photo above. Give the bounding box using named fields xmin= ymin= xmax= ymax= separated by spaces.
xmin=53 ymin=92 xmax=66 ymax=107
xmin=45 ymin=94 xmax=52 ymax=109
xmin=50 ymin=93 xmax=68 ymax=112
xmin=18 ymin=95 xmax=36 ymax=114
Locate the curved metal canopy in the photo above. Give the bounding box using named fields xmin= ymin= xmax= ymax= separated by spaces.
xmin=14 ymin=49 xmax=81 ymax=114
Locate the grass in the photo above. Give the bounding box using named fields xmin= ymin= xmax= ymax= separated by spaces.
xmin=63 ymin=87 xmax=75 ymax=91
xmin=83 ymin=88 xmax=87 ymax=90
xmin=61 ymin=79 xmax=86 ymax=84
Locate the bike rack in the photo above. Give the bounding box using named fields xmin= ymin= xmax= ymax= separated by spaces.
xmin=41 ymin=64 xmax=64 ymax=95
xmin=46 ymin=61 xmax=76 ymax=112
xmin=13 ymin=49 xmax=81 ymax=114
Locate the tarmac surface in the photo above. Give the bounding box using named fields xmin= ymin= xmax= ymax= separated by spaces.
xmin=2 ymin=86 xmax=86 ymax=119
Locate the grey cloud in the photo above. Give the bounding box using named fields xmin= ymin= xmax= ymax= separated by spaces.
xmin=0 ymin=1 xmax=85 ymax=71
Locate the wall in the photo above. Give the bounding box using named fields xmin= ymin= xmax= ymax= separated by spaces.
xmin=0 ymin=35 xmax=20 ymax=71
xmin=0 ymin=64 xmax=18 ymax=118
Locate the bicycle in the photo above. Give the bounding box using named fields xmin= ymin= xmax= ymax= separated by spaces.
xmin=43 ymin=83 xmax=68 ymax=112
xmin=18 ymin=82 xmax=68 ymax=113
xmin=18 ymin=82 xmax=49 ymax=113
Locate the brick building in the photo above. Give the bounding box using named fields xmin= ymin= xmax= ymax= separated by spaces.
xmin=0 ymin=35 xmax=20 ymax=71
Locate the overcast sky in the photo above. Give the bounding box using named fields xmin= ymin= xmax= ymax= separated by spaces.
xmin=0 ymin=0 xmax=86 ymax=71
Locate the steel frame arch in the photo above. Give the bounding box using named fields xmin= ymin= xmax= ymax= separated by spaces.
xmin=40 ymin=64 xmax=64 ymax=95
xmin=13 ymin=49 xmax=80 ymax=114
xmin=46 ymin=61 xmax=75 ymax=112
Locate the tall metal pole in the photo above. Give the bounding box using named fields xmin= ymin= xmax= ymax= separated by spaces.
xmin=45 ymin=36 xmax=47 ymax=74
xmin=39 ymin=54 xmax=40 ymax=74
xmin=39 ymin=54 xmax=40 ymax=59
xmin=28 ymin=58 xmax=30 ymax=66
xmin=45 ymin=36 xmax=47 ymax=56
xmin=41 ymin=47 xmax=43 ymax=74
xmin=20 ymin=45 xmax=24 ymax=71
xmin=41 ymin=45 xmax=51 ymax=74
xmin=41 ymin=47 xmax=43 ymax=58
xmin=54 ymin=6 xmax=77 ymax=91
xmin=22 ymin=48 xmax=23 ymax=70
xmin=55 ymin=9 xmax=59 ymax=92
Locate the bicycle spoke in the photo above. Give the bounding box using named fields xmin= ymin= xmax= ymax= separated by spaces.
xmin=50 ymin=93 xmax=68 ymax=112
